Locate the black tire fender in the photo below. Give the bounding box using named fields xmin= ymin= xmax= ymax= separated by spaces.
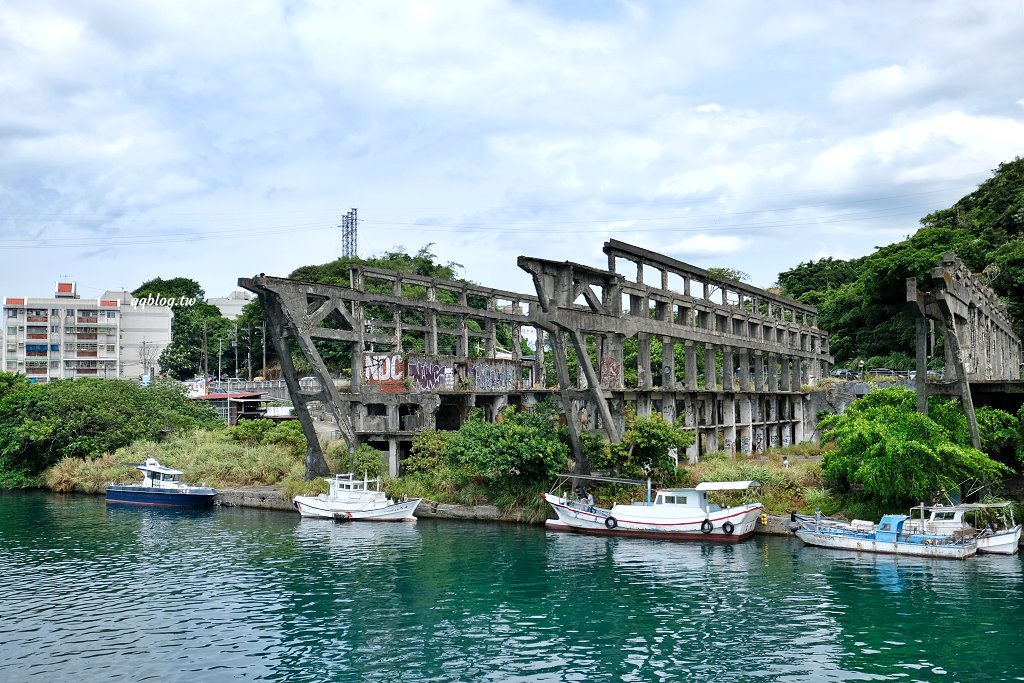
xmin=701 ymin=519 xmax=713 ymax=534
xmin=605 ymin=516 xmax=618 ymax=529
xmin=722 ymin=521 xmax=735 ymax=535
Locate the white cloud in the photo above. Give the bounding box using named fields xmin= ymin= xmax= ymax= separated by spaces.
xmin=831 ymin=63 xmax=940 ymax=105
xmin=0 ymin=0 xmax=1022 ymax=302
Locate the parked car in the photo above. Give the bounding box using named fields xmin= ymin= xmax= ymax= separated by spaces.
xmin=830 ymin=368 xmax=854 ymax=379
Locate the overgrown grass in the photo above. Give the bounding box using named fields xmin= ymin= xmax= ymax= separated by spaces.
xmin=687 ymin=450 xmax=828 ymax=515
xmin=42 ymin=429 xmax=306 ymax=493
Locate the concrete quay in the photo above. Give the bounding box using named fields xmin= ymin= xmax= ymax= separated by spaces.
xmin=214 ymin=486 xmax=797 ymax=536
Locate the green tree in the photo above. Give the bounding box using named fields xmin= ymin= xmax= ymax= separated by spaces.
xmin=134 ymin=277 xmax=233 ymax=379
xmin=591 ymin=413 xmax=693 ymax=483
xmin=0 ymin=379 xmax=221 ymax=482
xmin=819 ymin=387 xmax=1009 ymax=508
xmin=444 ymin=406 xmax=569 ymax=484
xmin=0 ymin=372 xmax=30 ymax=401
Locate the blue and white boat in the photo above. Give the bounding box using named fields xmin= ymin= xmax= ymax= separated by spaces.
xmin=105 ymin=458 xmax=217 ymax=508
xmin=794 ymin=509 xmax=977 ymax=559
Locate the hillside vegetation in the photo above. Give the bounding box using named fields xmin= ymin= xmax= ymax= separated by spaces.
xmin=779 ymin=157 xmax=1024 ymax=366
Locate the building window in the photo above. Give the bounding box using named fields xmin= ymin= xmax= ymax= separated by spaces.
xmin=50 ymin=325 xmax=59 ymax=332
xmin=6 ymin=326 xmax=15 ymax=336
xmin=51 ymin=309 xmax=59 ymax=316
xmin=107 ymin=311 xmax=116 ymax=318
xmin=6 ymin=309 xmax=17 ymax=318
xmin=66 ymin=309 xmax=75 ymax=316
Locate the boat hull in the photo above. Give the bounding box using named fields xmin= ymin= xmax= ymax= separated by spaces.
xmin=795 ymin=529 xmax=976 ymax=559
xmin=293 ymin=496 xmax=421 ymax=521
xmin=105 ymin=486 xmax=216 ymax=508
xmin=977 ymin=526 xmax=1022 ymax=555
xmin=542 ymin=493 xmax=762 ymax=543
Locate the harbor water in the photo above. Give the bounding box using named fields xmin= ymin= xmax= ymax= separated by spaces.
xmin=1 ymin=490 xmax=1022 ymax=683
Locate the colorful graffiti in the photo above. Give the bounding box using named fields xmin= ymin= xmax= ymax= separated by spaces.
xmin=364 ymin=353 xmax=405 ymax=392
xmin=407 ymin=358 xmax=455 ymax=391
xmin=468 ymin=360 xmax=519 ymax=391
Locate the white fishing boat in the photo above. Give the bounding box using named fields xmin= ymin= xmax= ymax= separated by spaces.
xmin=904 ymin=502 xmax=1021 ymax=555
xmin=794 ymin=509 xmax=977 ymax=560
xmin=542 ymin=475 xmax=764 ymax=542
xmin=292 ymin=473 xmax=421 ymax=522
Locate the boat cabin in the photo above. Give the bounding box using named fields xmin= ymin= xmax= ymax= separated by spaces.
xmin=325 ymin=473 xmax=388 ymax=503
xmin=652 ymin=480 xmax=760 ymax=512
xmin=137 ymin=458 xmax=186 ymax=489
xmin=873 ymin=514 xmax=909 ymax=543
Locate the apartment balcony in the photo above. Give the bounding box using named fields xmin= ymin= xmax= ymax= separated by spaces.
xmin=26 ymin=367 xmax=47 ymax=375
xmin=77 ymin=317 xmax=98 ymax=324
xmin=77 ymin=351 xmax=98 ymax=358
xmin=76 ymin=333 xmax=98 ymax=340
xmin=27 ymin=316 xmax=47 ymax=323
xmin=26 ymin=334 xmax=48 ymax=340
xmin=75 ymin=368 xmax=97 ymax=375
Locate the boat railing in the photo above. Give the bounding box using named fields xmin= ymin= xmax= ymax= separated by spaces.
xmin=562 ymin=497 xmax=610 ymax=518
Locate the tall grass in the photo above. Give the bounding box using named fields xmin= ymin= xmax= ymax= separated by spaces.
xmin=687 ymin=451 xmax=828 ymax=514
xmin=42 ymin=429 xmax=306 ymax=493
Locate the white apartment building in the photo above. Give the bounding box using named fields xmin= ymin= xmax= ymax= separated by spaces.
xmin=208 ymin=290 xmax=252 ymax=320
xmin=2 ymin=282 xmax=172 ymax=382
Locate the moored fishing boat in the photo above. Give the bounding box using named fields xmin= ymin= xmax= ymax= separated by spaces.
xmin=105 ymin=458 xmax=216 ymax=508
xmin=293 ymin=473 xmax=421 ymax=521
xmin=904 ymin=502 xmax=1021 ymax=555
xmin=794 ymin=509 xmax=977 ymax=559
xmin=542 ymin=475 xmax=764 ymax=543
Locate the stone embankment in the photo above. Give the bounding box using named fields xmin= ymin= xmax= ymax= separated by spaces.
xmin=215 ymin=486 xmax=796 ymax=535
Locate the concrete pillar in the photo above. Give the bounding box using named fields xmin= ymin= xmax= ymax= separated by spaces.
xmin=738 ymin=348 xmax=750 ymax=392
xmin=754 ymin=352 xmax=764 ymax=392
xmin=637 ymin=332 xmax=651 ymax=390
xmin=723 ymin=395 xmax=736 ymax=454
xmin=767 ymin=352 xmax=778 ymax=392
xmin=388 ymin=439 xmax=400 ymax=477
xmin=661 ymin=336 xmax=675 ymax=390
xmin=704 ymin=343 xmax=717 ymax=391
xmin=534 ymin=328 xmax=546 ymax=388
xmin=722 ymin=346 xmax=734 ymax=391
xmin=791 ymin=356 xmax=802 ymax=391
xmin=738 ymin=396 xmax=753 ymax=454
xmin=685 ymin=342 xmax=698 ymax=391
xmin=427 ymin=310 xmax=438 ymax=354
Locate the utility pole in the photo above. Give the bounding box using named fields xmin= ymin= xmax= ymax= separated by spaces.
xmin=246 ymin=323 xmax=252 ymax=380
xmin=218 ymin=338 xmax=223 ymax=381
xmin=261 ymin=319 xmax=267 ymax=377
xmin=232 ymin=324 xmax=238 ymax=377
xmin=202 ymin=320 xmax=209 ymax=382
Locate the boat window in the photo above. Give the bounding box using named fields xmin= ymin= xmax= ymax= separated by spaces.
xmin=933 ymin=511 xmax=956 ymax=521
xmin=878 ymin=522 xmax=891 ymax=532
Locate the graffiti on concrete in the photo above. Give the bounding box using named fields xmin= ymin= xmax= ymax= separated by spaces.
xmin=754 ymin=429 xmax=764 ymax=453
xmin=407 ymin=357 xmax=455 ymax=391
xmin=468 ymin=360 xmax=519 ymax=391
xmin=364 ymin=353 xmax=405 ymax=393
xmin=740 ymin=435 xmax=751 ymax=454
xmin=599 ymin=356 xmax=622 ymax=389
xmin=781 ymin=430 xmax=792 ymax=447
xmin=770 ymin=431 xmax=780 ymax=448
xmin=724 ymin=438 xmax=734 ymax=454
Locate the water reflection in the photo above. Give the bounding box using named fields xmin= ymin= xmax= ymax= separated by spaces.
xmin=2 ymin=492 xmax=1023 ymax=683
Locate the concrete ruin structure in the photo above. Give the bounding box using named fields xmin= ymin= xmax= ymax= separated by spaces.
xmin=907 ymin=251 xmax=1023 ymax=448
xmin=240 ymin=240 xmax=833 ymax=477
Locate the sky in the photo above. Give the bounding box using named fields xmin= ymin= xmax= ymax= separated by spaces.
xmin=2 ymin=0 xmax=1024 ymax=304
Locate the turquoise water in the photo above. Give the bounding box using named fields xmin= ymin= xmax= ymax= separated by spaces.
xmin=1 ymin=491 xmax=1022 ymax=683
